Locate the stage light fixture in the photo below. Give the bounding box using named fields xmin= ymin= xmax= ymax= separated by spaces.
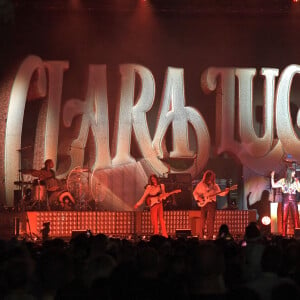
xmin=262 ymin=216 xmax=271 ymax=226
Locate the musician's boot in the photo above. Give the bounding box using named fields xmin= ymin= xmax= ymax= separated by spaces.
xmin=161 ymin=219 xmax=168 ymax=238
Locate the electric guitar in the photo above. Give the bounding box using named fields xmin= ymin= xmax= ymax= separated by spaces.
xmin=146 ymin=189 xmax=182 ymax=207
xmin=195 ymin=184 xmax=238 ymax=208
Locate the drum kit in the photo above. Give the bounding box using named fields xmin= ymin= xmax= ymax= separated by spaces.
xmin=14 ymin=167 xmax=93 ymax=211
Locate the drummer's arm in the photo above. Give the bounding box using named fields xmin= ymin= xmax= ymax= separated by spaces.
xmin=31 ymin=169 xmax=42 ymax=177
xmin=21 ymin=168 xmax=54 ymax=180
xmin=40 ymin=169 xmax=56 ymax=180
xmin=21 ymin=168 xmax=37 ymax=176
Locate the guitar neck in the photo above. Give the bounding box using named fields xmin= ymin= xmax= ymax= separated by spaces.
xmin=210 ymin=190 xmax=224 ymax=198
xmin=199 ymin=184 xmax=237 ymax=200
xmin=164 ymin=189 xmax=181 ymax=198
xmin=212 ymin=185 xmax=237 ymax=197
xmin=166 ymin=191 xmax=177 ymax=197
xmin=147 ymin=189 xmax=181 ymax=207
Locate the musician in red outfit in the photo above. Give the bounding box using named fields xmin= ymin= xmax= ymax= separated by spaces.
xmin=271 ymin=167 xmax=300 ymax=237
xmin=193 ymin=170 xmax=229 ymax=239
xmin=134 ymin=174 xmax=168 ymax=238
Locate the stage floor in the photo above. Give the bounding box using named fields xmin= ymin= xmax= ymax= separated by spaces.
xmin=0 ymin=209 xmax=256 ymax=240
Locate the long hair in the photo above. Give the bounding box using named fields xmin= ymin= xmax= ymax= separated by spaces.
xmin=286 ymin=167 xmax=296 ymax=184
xmin=202 ymin=170 xmax=216 ymax=185
xmin=148 ymin=174 xmax=159 ymax=185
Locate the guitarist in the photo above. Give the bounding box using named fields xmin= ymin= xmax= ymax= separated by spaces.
xmin=134 ymin=174 xmax=168 ymax=238
xmin=193 ymin=170 xmax=229 ymax=239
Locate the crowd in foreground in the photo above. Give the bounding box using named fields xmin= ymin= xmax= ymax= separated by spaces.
xmin=1 ymin=222 xmax=300 ymax=300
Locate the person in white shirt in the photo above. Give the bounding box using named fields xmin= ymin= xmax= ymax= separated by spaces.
xmin=193 ymin=170 xmax=229 ymax=239
xmin=271 ymin=167 xmax=300 ymax=237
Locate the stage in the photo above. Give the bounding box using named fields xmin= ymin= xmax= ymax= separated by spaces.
xmin=0 ymin=209 xmax=256 ymax=240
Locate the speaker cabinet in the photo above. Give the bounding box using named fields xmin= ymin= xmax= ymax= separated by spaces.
xmin=168 ymin=173 xmax=192 ymax=184
xmin=71 ymin=230 xmax=88 ymax=239
xmin=162 ymin=174 xmax=193 ymax=210
xmin=176 ymin=228 xmax=192 ymax=238
xmin=173 ymin=189 xmax=193 ymax=210
xmin=295 ymin=228 xmax=300 ymax=239
xmin=163 ymin=183 xmax=193 ymax=210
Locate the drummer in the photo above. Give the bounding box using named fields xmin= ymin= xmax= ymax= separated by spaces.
xmin=22 ymin=159 xmax=75 ymax=210
xmin=22 ymin=159 xmax=57 ymax=188
xmin=21 ymin=159 xmax=59 ymax=206
xmin=40 ymin=159 xmax=58 ymax=191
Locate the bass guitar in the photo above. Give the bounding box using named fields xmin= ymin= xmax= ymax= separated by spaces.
xmin=195 ymin=184 xmax=238 ymax=208
xmin=146 ymin=189 xmax=182 ymax=207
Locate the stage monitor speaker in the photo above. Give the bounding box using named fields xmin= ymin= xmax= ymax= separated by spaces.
xmin=295 ymin=228 xmax=300 ymax=239
xmin=176 ymin=229 xmax=191 ymax=238
xmin=71 ymin=230 xmax=88 ymax=239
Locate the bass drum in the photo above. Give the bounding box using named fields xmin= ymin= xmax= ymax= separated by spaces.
xmin=46 ymin=178 xmax=61 ymax=192
xmin=49 ymin=190 xmax=76 ymax=210
xmin=67 ymin=166 xmax=90 ymax=203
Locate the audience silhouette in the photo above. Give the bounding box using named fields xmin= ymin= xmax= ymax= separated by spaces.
xmin=1 ymin=224 xmax=300 ymax=300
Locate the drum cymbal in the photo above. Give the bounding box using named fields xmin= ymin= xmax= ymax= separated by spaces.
xmin=20 ymin=169 xmax=43 ymax=177
xmin=14 ymin=181 xmax=32 ymax=186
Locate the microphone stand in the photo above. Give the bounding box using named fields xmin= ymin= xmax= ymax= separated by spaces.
xmin=16 ymin=145 xmax=33 ymax=211
xmin=16 ymin=149 xmax=24 ymax=212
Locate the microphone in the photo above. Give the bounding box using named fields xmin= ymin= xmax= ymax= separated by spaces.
xmin=282 ymin=154 xmax=296 ymax=163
